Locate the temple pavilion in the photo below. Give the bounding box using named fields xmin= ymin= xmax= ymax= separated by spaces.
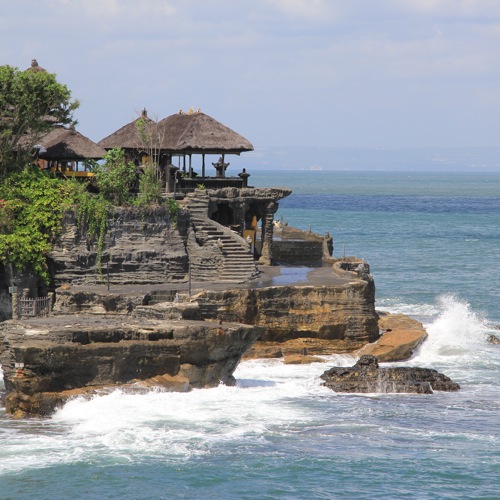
xmin=98 ymin=108 xmax=254 ymax=193
xmin=35 ymin=125 xmax=106 ymax=177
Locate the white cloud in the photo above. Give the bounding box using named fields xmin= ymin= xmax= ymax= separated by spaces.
xmin=266 ymin=0 xmax=334 ymax=20
xmin=385 ymin=0 xmax=500 ymax=17
xmin=3 ymin=0 xmax=500 ymax=148
xmin=49 ymin=0 xmax=177 ymax=27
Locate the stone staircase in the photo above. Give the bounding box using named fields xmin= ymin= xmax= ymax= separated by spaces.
xmin=181 ymin=192 xmax=259 ymax=283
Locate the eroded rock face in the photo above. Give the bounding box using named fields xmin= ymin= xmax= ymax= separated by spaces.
xmin=0 ymin=315 xmax=261 ymax=417
xmin=320 ymin=355 xmax=460 ymax=394
xmin=49 ymin=207 xmax=190 ymax=286
xmin=197 ymin=281 xmax=379 ymax=347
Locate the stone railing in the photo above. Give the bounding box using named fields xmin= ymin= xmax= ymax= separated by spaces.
xmin=178 ymin=177 xmax=244 ymax=193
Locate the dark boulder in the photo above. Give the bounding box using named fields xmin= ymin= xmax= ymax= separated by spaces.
xmin=320 ymin=355 xmax=460 ymax=394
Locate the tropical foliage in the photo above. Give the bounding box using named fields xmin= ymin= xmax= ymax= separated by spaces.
xmin=0 ymin=64 xmax=79 ymax=176
xmin=93 ymin=148 xmax=136 ymax=206
xmin=0 ymin=167 xmax=75 ymax=281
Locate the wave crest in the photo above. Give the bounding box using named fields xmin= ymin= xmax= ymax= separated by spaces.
xmin=416 ymin=294 xmax=489 ymax=359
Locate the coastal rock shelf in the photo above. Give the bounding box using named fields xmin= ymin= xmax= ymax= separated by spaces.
xmin=0 ymin=315 xmax=261 ymax=418
xmin=357 ymin=312 xmax=428 ymax=362
xmin=321 ymin=355 xmax=460 ymax=394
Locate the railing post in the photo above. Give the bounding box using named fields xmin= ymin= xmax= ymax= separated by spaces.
xmin=12 ymin=292 xmax=19 ymax=320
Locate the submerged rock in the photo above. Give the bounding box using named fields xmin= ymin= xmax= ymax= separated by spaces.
xmin=320 ymin=355 xmax=460 ymax=394
xmin=283 ymin=354 xmax=326 ymax=365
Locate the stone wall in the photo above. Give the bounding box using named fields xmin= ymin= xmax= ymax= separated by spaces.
xmin=271 ymin=239 xmax=324 ymax=266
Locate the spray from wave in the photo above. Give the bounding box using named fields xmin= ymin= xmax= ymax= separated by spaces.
xmin=413 ymin=294 xmax=490 ymax=361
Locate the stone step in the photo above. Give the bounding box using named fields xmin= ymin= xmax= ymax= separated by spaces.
xmin=183 ymin=192 xmax=258 ymax=283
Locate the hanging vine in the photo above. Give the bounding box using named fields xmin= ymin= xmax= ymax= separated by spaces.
xmin=73 ymin=185 xmax=110 ymax=277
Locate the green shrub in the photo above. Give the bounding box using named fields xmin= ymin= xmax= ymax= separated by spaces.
xmin=0 ymin=167 xmax=75 ymax=281
xmin=73 ymin=185 xmax=110 ymax=276
xmin=135 ymin=162 xmax=163 ymax=206
xmin=166 ymin=197 xmax=180 ymax=226
xmin=94 ymin=148 xmax=136 ymax=205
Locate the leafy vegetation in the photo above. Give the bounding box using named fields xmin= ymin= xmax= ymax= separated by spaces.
xmin=70 ymin=182 xmax=109 ymax=276
xmin=0 ymin=64 xmax=78 ymax=177
xmin=0 ymin=167 xmax=75 ymax=281
xmin=93 ymin=148 xmax=136 ymax=206
xmin=165 ymin=197 xmax=180 ymax=226
xmin=0 ymin=68 xmax=180 ymax=282
xmin=135 ymin=162 xmax=163 ymax=206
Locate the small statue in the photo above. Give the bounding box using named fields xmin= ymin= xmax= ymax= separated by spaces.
xmin=238 ymin=168 xmax=250 ymax=187
xmin=212 ymin=156 xmax=229 ymax=177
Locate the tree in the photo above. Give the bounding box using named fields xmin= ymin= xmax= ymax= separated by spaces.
xmin=0 ymin=64 xmax=79 ymax=176
xmin=94 ymin=148 xmax=136 ymax=205
xmin=135 ymin=109 xmax=165 ymax=204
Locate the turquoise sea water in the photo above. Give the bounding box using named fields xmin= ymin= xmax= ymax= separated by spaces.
xmin=1 ymin=171 xmax=499 ymax=499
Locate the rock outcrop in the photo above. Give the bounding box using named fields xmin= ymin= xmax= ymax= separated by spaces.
xmin=49 ymin=207 xmax=190 ymax=286
xmin=357 ymin=312 xmax=428 ymax=362
xmin=0 ymin=313 xmax=261 ymax=417
xmin=197 ymin=281 xmax=379 ymax=348
xmin=321 ymin=355 xmax=460 ymax=394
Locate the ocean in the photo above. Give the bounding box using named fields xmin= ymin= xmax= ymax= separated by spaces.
xmin=1 ymin=171 xmax=499 ymax=499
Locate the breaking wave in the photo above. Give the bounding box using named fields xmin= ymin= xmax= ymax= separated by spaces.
xmin=411 ymin=294 xmax=493 ymax=365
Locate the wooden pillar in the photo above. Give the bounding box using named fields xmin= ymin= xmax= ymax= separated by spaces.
xmin=202 ymin=154 xmax=206 ymax=178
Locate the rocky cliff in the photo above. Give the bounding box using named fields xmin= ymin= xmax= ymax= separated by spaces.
xmin=49 ymin=206 xmax=190 ymax=286
xmin=196 ymin=276 xmax=379 ymax=353
xmin=0 ymin=312 xmax=261 ymax=418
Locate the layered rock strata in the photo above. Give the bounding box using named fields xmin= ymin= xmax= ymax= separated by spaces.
xmin=197 ymin=281 xmax=379 ymax=350
xmin=321 ymin=355 xmax=460 ymax=394
xmin=49 ymin=207 xmax=189 ymax=286
xmin=0 ymin=313 xmax=261 ymax=418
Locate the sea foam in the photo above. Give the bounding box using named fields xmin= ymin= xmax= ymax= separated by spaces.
xmin=412 ymin=294 xmax=491 ymax=365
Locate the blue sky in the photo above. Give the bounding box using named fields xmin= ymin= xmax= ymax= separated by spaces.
xmin=2 ymin=0 xmax=500 ymax=154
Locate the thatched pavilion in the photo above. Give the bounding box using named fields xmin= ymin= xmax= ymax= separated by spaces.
xmin=157 ymin=109 xmax=254 ymax=180
xmin=36 ymin=125 xmax=106 ymax=176
xmin=98 ymin=109 xmax=254 ymax=193
xmin=98 ymin=109 xmax=164 ymax=167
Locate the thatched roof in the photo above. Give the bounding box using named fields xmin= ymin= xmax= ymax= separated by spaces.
xmin=98 ymin=109 xmax=159 ymax=150
xmin=157 ymin=111 xmax=254 ymax=155
xmin=37 ymin=126 xmax=106 ymax=161
xmin=25 ymin=59 xmax=46 ymax=73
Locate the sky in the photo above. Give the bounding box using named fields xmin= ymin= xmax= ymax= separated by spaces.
xmin=2 ymin=0 xmax=500 ymax=163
